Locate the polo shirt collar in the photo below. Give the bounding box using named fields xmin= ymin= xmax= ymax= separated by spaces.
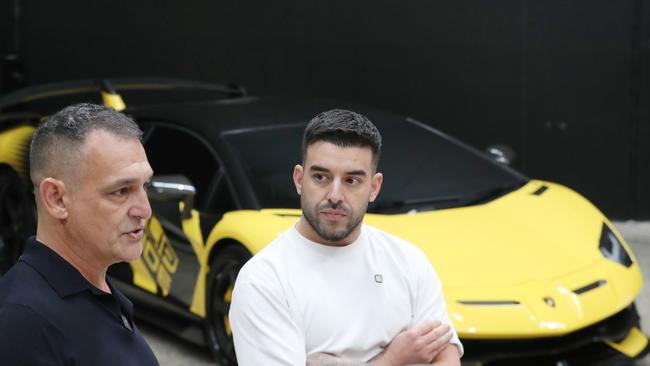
xmin=20 ymin=237 xmax=105 ymax=298
xmin=109 ymin=279 xmax=134 ymax=318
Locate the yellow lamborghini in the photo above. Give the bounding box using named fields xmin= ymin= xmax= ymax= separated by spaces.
xmin=0 ymin=79 xmax=647 ymax=365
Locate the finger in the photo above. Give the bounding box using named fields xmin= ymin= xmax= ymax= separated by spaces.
xmin=415 ymin=321 xmax=436 ymax=336
xmin=422 ymin=326 xmax=453 ymax=352
xmin=440 ymin=328 xmax=453 ymax=344
xmin=432 ymin=322 xmax=450 ymax=333
xmin=429 ymin=319 xmax=442 ymax=328
xmin=425 ymin=334 xmax=453 ymax=363
xmin=418 ymin=326 xmax=439 ymax=345
xmin=417 ymin=323 xmax=450 ymax=348
xmin=423 ymin=319 xmax=443 ymax=334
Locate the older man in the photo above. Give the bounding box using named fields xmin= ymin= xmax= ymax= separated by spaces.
xmin=0 ymin=103 xmax=158 ymax=365
xmin=230 ymin=109 xmax=462 ymax=365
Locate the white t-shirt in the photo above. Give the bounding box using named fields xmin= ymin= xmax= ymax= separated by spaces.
xmin=229 ymin=224 xmax=462 ymax=366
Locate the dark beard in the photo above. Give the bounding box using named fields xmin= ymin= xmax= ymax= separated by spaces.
xmin=301 ymin=200 xmax=367 ymax=242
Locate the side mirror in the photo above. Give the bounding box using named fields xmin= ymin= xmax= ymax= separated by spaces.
xmin=147 ymin=175 xmax=196 ymax=219
xmin=485 ymin=144 xmax=516 ymax=165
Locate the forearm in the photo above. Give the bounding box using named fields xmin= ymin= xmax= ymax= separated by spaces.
xmin=430 ymin=344 xmax=461 ymax=366
xmin=307 ymin=344 xmax=459 ymax=366
xmin=307 ymin=353 xmax=377 ymax=366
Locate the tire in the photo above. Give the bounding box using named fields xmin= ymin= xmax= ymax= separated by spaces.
xmin=0 ymin=164 xmax=35 ymax=274
xmin=205 ymin=244 xmax=252 ymax=365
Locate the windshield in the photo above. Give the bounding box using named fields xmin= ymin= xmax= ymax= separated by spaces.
xmin=222 ymin=118 xmax=528 ymax=213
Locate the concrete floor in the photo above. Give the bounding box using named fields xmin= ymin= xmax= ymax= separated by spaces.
xmin=141 ymin=221 xmax=650 ymax=366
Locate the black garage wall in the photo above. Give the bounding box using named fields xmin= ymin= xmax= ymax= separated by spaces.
xmin=1 ymin=0 xmax=648 ymax=219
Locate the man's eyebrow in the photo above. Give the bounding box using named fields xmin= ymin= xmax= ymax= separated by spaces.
xmin=346 ymin=170 xmax=367 ymax=176
xmin=108 ymin=178 xmax=139 ymax=189
xmin=309 ymin=165 xmax=367 ymax=176
xmin=107 ymin=174 xmax=152 ymax=190
xmin=309 ymin=165 xmax=331 ymax=173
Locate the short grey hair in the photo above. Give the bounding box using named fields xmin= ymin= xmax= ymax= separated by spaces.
xmin=29 ymin=103 xmax=143 ymax=185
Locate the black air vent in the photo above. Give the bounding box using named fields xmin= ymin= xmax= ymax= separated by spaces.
xmin=458 ymin=300 xmax=520 ymax=306
xmin=531 ymin=185 xmax=549 ymax=196
xmin=573 ymin=280 xmax=607 ymax=295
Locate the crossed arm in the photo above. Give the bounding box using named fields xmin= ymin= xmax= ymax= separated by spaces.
xmin=306 ymin=320 xmax=460 ymax=366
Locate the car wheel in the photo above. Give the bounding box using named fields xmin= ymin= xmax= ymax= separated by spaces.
xmin=205 ymin=243 xmax=252 ymax=365
xmin=0 ymin=165 xmax=35 ymax=275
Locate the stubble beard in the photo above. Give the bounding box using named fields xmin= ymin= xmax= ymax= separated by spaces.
xmin=301 ymin=199 xmax=367 ymax=242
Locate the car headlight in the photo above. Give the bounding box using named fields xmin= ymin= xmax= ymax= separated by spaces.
xmin=599 ymin=223 xmax=633 ymax=267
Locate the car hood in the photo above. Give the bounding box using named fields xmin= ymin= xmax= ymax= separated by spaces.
xmin=365 ymin=180 xmax=606 ymax=289
xmin=365 ymin=180 xmax=643 ymax=336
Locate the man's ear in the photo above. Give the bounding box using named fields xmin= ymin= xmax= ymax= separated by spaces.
xmin=39 ymin=178 xmax=69 ymax=219
xmin=369 ymin=172 xmax=383 ymax=203
xmin=293 ymin=164 xmax=304 ymax=195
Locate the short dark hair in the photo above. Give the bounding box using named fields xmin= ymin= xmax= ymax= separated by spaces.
xmin=302 ymin=109 xmax=382 ymax=168
xmin=30 ymin=103 xmax=143 ymax=185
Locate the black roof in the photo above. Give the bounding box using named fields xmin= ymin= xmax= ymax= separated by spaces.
xmin=0 ymin=79 xmax=406 ymax=145
xmin=126 ymin=95 xmax=404 ymax=145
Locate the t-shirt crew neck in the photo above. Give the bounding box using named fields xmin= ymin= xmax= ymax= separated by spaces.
xmin=290 ymin=225 xmax=367 ymax=257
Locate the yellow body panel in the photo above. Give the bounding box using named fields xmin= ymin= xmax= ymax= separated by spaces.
xmin=0 ymin=125 xmax=35 ymax=180
xmin=181 ymin=206 xmax=209 ymax=317
xmin=130 ymin=258 xmax=157 ymax=294
xmin=204 ymin=210 xmax=298 ymax=255
xmin=444 ymin=258 xmax=642 ymax=338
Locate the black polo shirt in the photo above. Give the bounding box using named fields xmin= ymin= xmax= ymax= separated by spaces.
xmin=0 ymin=237 xmax=159 ymax=366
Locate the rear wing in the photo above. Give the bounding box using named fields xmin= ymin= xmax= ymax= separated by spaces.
xmin=0 ymin=78 xmax=247 ymax=112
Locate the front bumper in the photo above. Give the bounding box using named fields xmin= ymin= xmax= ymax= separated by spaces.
xmin=461 ymin=304 xmax=650 ymax=365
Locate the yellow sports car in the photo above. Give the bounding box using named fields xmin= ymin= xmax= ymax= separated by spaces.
xmin=0 ymin=79 xmax=647 ymax=365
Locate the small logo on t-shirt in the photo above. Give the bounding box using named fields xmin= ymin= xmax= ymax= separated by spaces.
xmin=374 ymin=274 xmax=383 ymax=283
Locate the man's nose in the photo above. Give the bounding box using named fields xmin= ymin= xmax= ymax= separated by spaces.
xmin=326 ymin=179 xmax=344 ymax=204
xmin=130 ymin=187 xmax=152 ymax=220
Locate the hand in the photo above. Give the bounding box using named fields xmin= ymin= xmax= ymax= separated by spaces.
xmin=371 ymin=320 xmax=453 ymax=366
